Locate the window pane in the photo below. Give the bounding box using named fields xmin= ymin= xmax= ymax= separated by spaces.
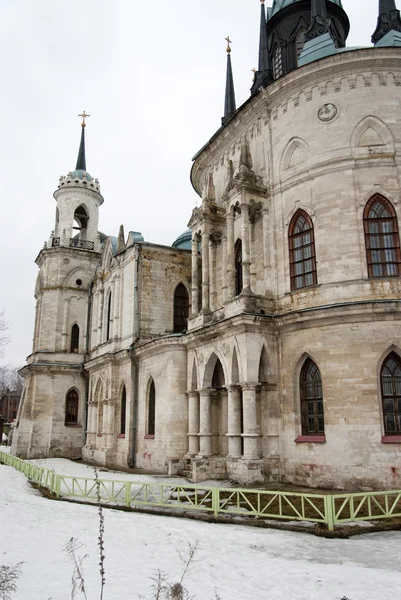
xmin=365 ymin=196 xmax=401 ymax=280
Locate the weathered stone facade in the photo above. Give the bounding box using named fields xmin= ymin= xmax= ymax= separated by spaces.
xmin=12 ymin=10 xmax=401 ymax=490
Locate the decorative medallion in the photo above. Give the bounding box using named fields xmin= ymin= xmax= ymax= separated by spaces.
xmin=318 ymin=103 xmax=338 ymax=122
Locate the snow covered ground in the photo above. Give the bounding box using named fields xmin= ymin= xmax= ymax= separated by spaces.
xmin=1 ymin=464 xmax=401 ymax=599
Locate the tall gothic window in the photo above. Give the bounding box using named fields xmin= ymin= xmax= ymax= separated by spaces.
xmin=300 ymin=359 xmax=324 ymax=436
xmin=364 ymin=195 xmax=401 ymax=278
xmin=381 ymin=352 xmax=401 ymax=435
xmin=65 ymin=389 xmax=79 ymax=426
xmin=120 ymin=386 xmax=127 ymax=435
xmin=148 ymin=379 xmax=156 ymax=436
xmin=70 ymin=324 xmax=79 ymax=353
xmin=106 ymin=292 xmax=112 ymax=341
xmin=289 ymin=210 xmax=317 ymax=291
xmin=273 ymin=45 xmax=283 ymax=80
xmin=173 ymin=284 xmax=189 ymax=333
xmin=235 ymin=239 xmax=243 ymax=296
xmin=296 ymin=29 xmax=307 ymax=62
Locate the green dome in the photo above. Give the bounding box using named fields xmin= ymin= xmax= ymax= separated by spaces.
xmin=68 ymin=169 xmax=93 ymax=182
xmin=172 ymin=229 xmax=192 ymax=250
xmin=271 ymin=0 xmax=343 ymax=16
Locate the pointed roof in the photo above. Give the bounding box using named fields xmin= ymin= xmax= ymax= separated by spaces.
xmin=251 ymin=0 xmax=273 ymax=94
xmin=75 ymin=126 xmax=86 ymax=171
xmin=372 ymin=0 xmax=401 ymax=44
xmin=222 ymin=38 xmax=236 ymax=125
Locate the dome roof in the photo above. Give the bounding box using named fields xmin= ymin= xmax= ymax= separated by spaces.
xmin=172 ymin=229 xmax=192 ymax=250
xmin=271 ymin=0 xmax=343 ymax=17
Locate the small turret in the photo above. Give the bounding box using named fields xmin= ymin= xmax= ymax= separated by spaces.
xmin=251 ymin=0 xmax=273 ymax=94
xmin=53 ymin=113 xmax=104 ymax=251
xmin=372 ymin=0 xmax=401 ymax=45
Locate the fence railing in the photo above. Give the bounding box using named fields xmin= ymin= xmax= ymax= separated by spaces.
xmin=2 ymin=450 xmax=401 ymax=532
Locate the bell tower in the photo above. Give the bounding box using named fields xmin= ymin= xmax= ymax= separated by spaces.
xmin=12 ymin=115 xmax=104 ymax=460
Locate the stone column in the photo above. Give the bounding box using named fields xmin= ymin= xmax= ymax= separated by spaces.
xmin=209 ymin=240 xmax=216 ymax=312
xmin=198 ymin=389 xmax=212 ymax=456
xmin=226 ymin=209 xmax=235 ymax=299
xmin=220 ymin=389 xmax=229 ymax=456
xmin=222 ymin=234 xmax=228 ymax=303
xmin=106 ymin=401 xmax=115 ymax=450
xmin=187 ymin=391 xmax=200 ymax=456
xmin=242 ymin=384 xmax=260 ymax=459
xmin=61 ymin=299 xmax=69 ymax=352
xmin=97 ymin=289 xmax=104 ymax=346
xmin=241 ymin=204 xmax=251 ymax=291
xmin=227 ymin=386 xmax=242 ymax=457
xmin=113 ymin=276 xmax=120 ymax=340
xmin=201 ymin=232 xmax=210 ymax=312
xmin=86 ymin=402 xmax=96 ymax=447
xmin=262 ymin=208 xmax=270 ymax=291
xmin=191 ymin=235 xmax=199 ymax=316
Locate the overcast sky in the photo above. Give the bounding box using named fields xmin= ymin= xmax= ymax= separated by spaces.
xmin=0 ymin=0 xmax=381 ymax=367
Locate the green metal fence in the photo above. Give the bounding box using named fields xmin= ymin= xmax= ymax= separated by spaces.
xmin=2 ymin=450 xmax=401 ymax=532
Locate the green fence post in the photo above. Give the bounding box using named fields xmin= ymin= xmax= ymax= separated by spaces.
xmin=125 ymin=481 xmax=131 ymax=508
xmin=212 ymin=487 xmax=220 ymax=518
xmin=325 ymin=495 xmax=335 ymax=532
xmin=55 ymin=475 xmax=61 ymax=498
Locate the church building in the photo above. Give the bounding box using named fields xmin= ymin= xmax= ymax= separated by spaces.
xmin=12 ymin=0 xmax=401 ymax=490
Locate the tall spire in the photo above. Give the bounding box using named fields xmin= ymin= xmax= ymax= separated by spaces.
xmin=251 ymin=0 xmax=273 ymax=94
xmin=222 ymin=37 xmax=236 ymax=126
xmin=372 ymin=0 xmax=401 ymax=44
xmin=76 ymin=111 xmax=90 ymax=171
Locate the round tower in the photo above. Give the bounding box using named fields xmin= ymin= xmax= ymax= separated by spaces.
xmin=12 ymin=115 xmax=104 ymax=460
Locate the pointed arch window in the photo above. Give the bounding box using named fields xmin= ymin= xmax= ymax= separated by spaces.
xmin=120 ymin=386 xmax=127 ymax=435
xmin=364 ymin=195 xmax=401 ymax=278
xmin=273 ymin=45 xmax=283 ymax=80
xmin=381 ymin=353 xmax=401 ymax=435
xmin=289 ymin=210 xmax=317 ymax=290
xmin=70 ymin=324 xmax=79 ymax=353
xmin=296 ymin=29 xmax=307 ymax=62
xmin=300 ymin=359 xmax=324 ymax=436
xmin=235 ymin=239 xmax=243 ymax=296
xmin=147 ymin=379 xmax=156 ymax=437
xmin=173 ymin=284 xmax=189 ymax=333
xmin=65 ymin=389 xmax=79 ymax=426
xmin=106 ymin=292 xmax=112 ymax=341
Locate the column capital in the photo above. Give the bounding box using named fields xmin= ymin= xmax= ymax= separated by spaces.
xmin=228 ymin=384 xmax=241 ymax=392
xmin=241 ymin=383 xmax=259 ymax=392
xmin=187 ymin=390 xmax=199 ymax=398
xmin=199 ymin=388 xmax=212 ymax=397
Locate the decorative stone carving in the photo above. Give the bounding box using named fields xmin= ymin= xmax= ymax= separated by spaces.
xmin=318 ymin=103 xmax=338 ymax=122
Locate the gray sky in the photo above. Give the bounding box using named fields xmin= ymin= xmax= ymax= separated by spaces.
xmin=0 ymin=0 xmax=380 ymax=367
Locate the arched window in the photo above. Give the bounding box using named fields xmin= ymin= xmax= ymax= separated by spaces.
xmin=173 ymin=284 xmax=189 ymax=333
xmin=120 ymin=386 xmax=127 ymax=435
xmin=70 ymin=324 xmax=79 ymax=353
xmin=300 ymin=359 xmax=324 ymax=436
xmin=381 ymin=352 xmax=401 ymax=435
xmin=65 ymin=389 xmax=79 ymax=426
xmin=296 ymin=29 xmax=306 ymax=62
xmin=289 ymin=210 xmax=317 ymax=290
xmin=106 ymin=292 xmax=112 ymax=341
xmin=235 ymin=239 xmax=243 ymax=296
xmin=273 ymin=45 xmax=283 ymax=80
xmin=148 ymin=379 xmax=156 ymax=436
xmin=364 ymin=195 xmax=401 ymax=278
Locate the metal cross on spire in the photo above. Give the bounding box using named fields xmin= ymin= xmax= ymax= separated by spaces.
xmin=225 ymin=36 xmax=232 ymax=53
xmin=78 ymin=111 xmax=90 ymax=128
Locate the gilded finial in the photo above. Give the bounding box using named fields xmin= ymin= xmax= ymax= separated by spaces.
xmin=78 ymin=111 xmax=90 ymax=128
xmin=225 ymin=36 xmax=232 ymax=54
